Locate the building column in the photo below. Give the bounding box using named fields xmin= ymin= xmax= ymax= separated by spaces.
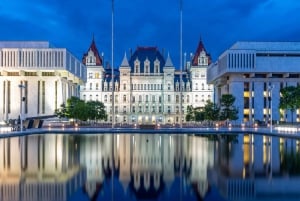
xmin=229 ymin=81 xmax=244 ymax=123
xmin=253 ymin=82 xmax=264 ymax=122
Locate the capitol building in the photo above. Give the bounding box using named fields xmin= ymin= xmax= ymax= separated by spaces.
xmin=80 ymin=38 xmax=214 ymax=125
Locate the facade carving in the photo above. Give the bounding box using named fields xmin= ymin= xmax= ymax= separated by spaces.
xmin=80 ymin=39 xmax=214 ymax=124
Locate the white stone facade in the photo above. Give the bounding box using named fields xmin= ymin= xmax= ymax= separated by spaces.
xmin=0 ymin=41 xmax=86 ymax=122
xmin=80 ymin=39 xmax=214 ymax=125
xmin=207 ymin=41 xmax=300 ymax=124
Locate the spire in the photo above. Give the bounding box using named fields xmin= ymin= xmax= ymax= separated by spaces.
xmin=165 ymin=52 xmax=174 ymax=67
xmin=120 ymin=52 xmax=129 ymax=67
xmin=82 ymin=35 xmax=103 ymax=66
xmin=192 ymin=38 xmax=211 ymax=66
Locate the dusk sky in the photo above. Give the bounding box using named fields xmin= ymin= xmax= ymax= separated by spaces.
xmin=1 ymin=0 xmax=300 ymax=68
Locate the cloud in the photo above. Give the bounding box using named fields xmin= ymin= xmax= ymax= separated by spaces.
xmin=1 ymin=0 xmax=300 ymax=66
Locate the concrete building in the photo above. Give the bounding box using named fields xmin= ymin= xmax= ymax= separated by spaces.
xmin=0 ymin=41 xmax=86 ymax=123
xmin=80 ymin=38 xmax=214 ymax=125
xmin=207 ymin=41 xmax=300 ymax=124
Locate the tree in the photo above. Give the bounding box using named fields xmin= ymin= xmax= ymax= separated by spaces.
xmin=219 ymin=94 xmax=238 ymax=121
xmin=203 ymin=100 xmax=220 ymax=121
xmin=55 ymin=97 xmax=108 ymax=123
xmin=86 ymin=100 xmax=107 ymax=122
xmin=279 ymin=86 xmax=300 ymax=123
xmin=186 ymin=105 xmax=195 ymax=122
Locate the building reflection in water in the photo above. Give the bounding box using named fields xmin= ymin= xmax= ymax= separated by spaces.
xmin=1 ymin=133 xmax=300 ymax=201
xmin=0 ymin=135 xmax=84 ymax=201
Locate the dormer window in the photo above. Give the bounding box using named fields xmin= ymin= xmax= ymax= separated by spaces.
xmin=198 ymin=50 xmax=208 ymax=66
xmin=144 ymin=59 xmax=150 ymax=74
xmin=86 ymin=50 xmax=96 ymax=65
xmin=134 ymin=58 xmax=140 ymax=74
xmin=175 ymin=81 xmax=179 ymax=91
xmin=154 ymin=59 xmax=160 ymax=73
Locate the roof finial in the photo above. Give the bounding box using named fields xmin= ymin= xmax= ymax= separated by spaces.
xmin=92 ymin=33 xmax=95 ymax=42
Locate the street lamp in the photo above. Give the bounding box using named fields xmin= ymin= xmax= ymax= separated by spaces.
xmin=268 ymin=84 xmax=274 ymax=132
xmin=18 ymin=84 xmax=26 ymax=132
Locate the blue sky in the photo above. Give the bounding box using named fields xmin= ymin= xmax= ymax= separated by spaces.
xmin=1 ymin=0 xmax=300 ymax=68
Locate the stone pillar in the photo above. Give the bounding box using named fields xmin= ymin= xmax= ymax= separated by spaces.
xmin=229 ymin=81 xmax=244 ymax=123
xmin=253 ymin=82 xmax=264 ymax=122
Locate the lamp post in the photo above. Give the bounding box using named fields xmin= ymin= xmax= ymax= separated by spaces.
xmin=18 ymin=84 xmax=26 ymax=132
xmin=268 ymin=84 xmax=274 ymax=132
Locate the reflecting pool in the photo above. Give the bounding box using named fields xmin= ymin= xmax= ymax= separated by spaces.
xmin=1 ymin=133 xmax=300 ymax=201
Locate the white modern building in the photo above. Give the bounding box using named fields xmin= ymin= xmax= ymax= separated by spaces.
xmin=80 ymin=38 xmax=214 ymax=125
xmin=207 ymin=42 xmax=300 ymax=124
xmin=0 ymin=41 xmax=86 ymax=123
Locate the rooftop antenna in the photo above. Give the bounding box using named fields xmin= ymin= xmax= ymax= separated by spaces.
xmin=111 ymin=0 xmax=115 ymax=129
xmin=179 ymin=0 xmax=183 ymax=129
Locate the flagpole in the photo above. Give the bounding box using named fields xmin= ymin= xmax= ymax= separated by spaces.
xmin=111 ymin=0 xmax=115 ymax=129
xmin=179 ymin=0 xmax=183 ymax=129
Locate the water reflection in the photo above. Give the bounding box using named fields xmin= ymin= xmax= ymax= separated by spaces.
xmin=1 ymin=133 xmax=300 ymax=201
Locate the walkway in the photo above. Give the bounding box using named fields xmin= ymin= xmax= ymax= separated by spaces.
xmin=1 ymin=125 xmax=300 ymax=139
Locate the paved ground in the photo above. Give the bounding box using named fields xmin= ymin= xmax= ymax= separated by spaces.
xmin=1 ymin=125 xmax=300 ymax=139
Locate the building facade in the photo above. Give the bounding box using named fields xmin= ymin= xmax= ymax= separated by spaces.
xmin=0 ymin=41 xmax=86 ymax=122
xmin=207 ymin=41 xmax=300 ymax=124
xmin=80 ymin=39 xmax=214 ymax=125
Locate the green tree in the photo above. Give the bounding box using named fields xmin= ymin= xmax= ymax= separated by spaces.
xmin=55 ymin=103 xmax=67 ymax=119
xmin=203 ymin=100 xmax=220 ymax=121
xmin=219 ymin=94 xmax=238 ymax=121
xmin=185 ymin=105 xmax=195 ymax=122
xmin=279 ymin=86 xmax=300 ymax=123
xmin=86 ymin=100 xmax=107 ymax=122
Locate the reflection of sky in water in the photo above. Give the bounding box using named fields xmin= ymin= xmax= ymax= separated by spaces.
xmin=1 ymin=133 xmax=300 ymax=200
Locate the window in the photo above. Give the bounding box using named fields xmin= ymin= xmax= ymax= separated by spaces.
xmin=90 ymin=83 xmax=92 ymax=90
xmin=132 ymin=96 xmax=135 ymax=103
xmin=202 ymin=83 xmax=204 ymax=90
xmin=89 ymin=72 xmax=93 ymax=78
xmin=123 ymin=95 xmax=126 ymax=102
xmin=159 ymin=96 xmax=162 ymax=103
xmin=152 ymin=106 xmax=155 ymax=113
xmin=176 ymin=95 xmax=179 ymax=103
xmin=139 ymin=106 xmax=142 ymax=113
xmin=176 ymin=106 xmax=179 ymax=114
xmin=96 ymin=83 xmax=99 ymax=90
xmin=168 ymin=95 xmax=171 ymax=102
xmin=187 ymin=95 xmax=190 ymax=103
xmin=110 ymin=95 xmax=112 ymax=102
xmin=168 ymin=106 xmax=171 ymax=113
xmin=152 ymin=95 xmax=155 ymax=102
xmin=134 ymin=59 xmax=140 ymax=73
xmin=104 ymin=95 xmax=107 ymax=102
xmin=195 ymin=83 xmax=198 ymax=90
xmin=133 ymin=106 xmax=136 ymax=113
xmin=95 ymin=73 xmax=99 ymax=79
xmin=139 ymin=95 xmax=142 ymax=102
xmin=168 ymin=83 xmax=171 ymax=90
xmin=159 ymin=106 xmax=162 ymax=113
xmin=123 ymin=106 xmax=126 ymax=113
xmin=123 ymin=83 xmax=126 ymax=90
xmin=144 ymin=59 xmax=150 ymax=73
xmin=154 ymin=59 xmax=160 ymax=73
xmin=146 ymin=95 xmax=149 ymax=102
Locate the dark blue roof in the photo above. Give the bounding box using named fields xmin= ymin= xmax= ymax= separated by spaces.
xmin=129 ymin=47 xmax=165 ymax=73
xmin=104 ymin=68 xmax=120 ymax=82
xmin=174 ymin=73 xmax=190 ymax=83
